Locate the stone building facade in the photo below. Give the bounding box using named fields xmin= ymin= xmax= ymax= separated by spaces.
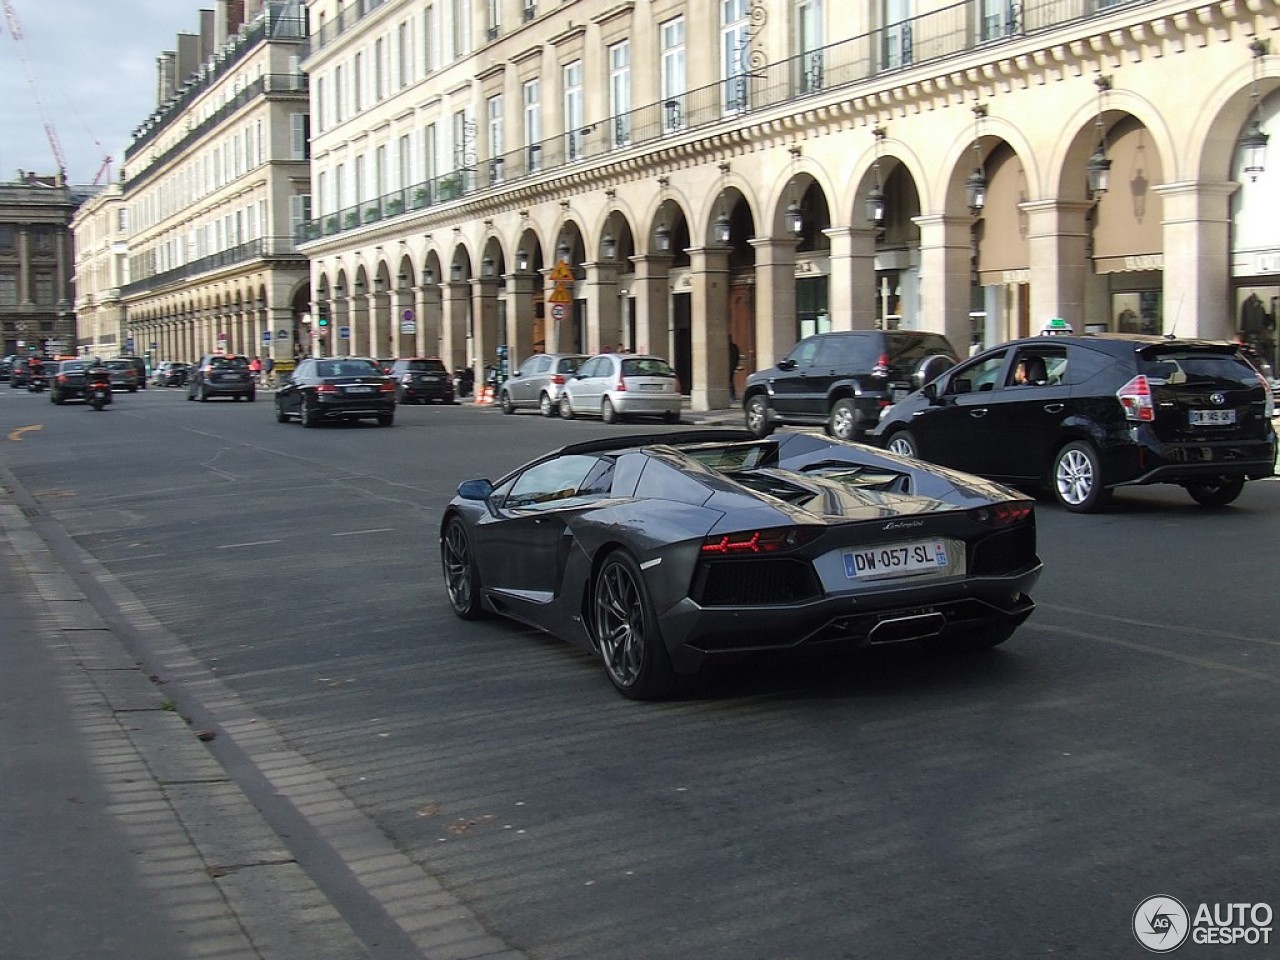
xmin=299 ymin=0 xmax=1279 ymax=409
xmin=0 ymin=172 xmax=80 ymax=358
xmin=70 ymin=184 xmax=130 ymax=358
xmin=116 ymin=0 xmax=312 ymax=369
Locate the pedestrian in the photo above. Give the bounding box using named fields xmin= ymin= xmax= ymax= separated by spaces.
xmin=728 ymin=337 xmax=741 ymax=403
xmin=249 ymin=355 xmax=262 ymax=382
xmin=262 ymin=355 xmax=275 ymax=387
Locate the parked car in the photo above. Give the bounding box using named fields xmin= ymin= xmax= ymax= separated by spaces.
xmin=0 ymin=356 xmax=14 ymax=381
xmin=440 ymin=429 xmax=1041 ymax=699
xmin=274 ymin=356 xmax=396 ymax=427
xmin=103 ymin=358 xmax=140 ymax=392
xmin=115 ymin=355 xmax=148 ymax=389
xmin=49 ymin=359 xmax=92 ymax=404
xmin=743 ymin=330 xmax=960 ymax=442
xmin=873 ymin=333 xmax=1277 ymax=512
xmin=152 ymin=361 xmax=189 ymax=387
xmin=558 ymin=353 xmax=682 ymax=423
xmin=386 ymin=357 xmax=454 ymax=404
xmin=187 ymin=354 xmax=255 ymax=402
xmin=498 ymin=353 xmax=588 ymax=416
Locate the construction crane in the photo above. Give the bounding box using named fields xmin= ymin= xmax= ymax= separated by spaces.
xmin=2 ymin=0 xmax=68 ymax=180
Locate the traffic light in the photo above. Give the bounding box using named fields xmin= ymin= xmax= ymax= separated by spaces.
xmin=316 ymin=308 xmax=329 ymax=328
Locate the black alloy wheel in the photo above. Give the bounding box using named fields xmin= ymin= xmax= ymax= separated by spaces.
xmin=441 ymin=517 xmax=485 ymax=620
xmin=1185 ymin=478 xmax=1246 ymax=507
xmin=300 ymin=399 xmax=317 ymax=428
xmin=592 ymin=550 xmax=678 ymax=700
xmin=275 ymin=399 xmax=289 ymax=423
xmin=377 ymin=412 xmax=395 ymax=427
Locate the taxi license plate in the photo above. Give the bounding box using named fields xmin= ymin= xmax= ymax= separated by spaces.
xmin=1189 ymin=409 xmax=1235 ymax=426
xmin=843 ymin=541 xmax=949 ymax=580
xmin=346 ymin=385 xmax=375 ymax=394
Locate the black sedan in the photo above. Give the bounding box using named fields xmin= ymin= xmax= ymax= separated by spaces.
xmin=440 ymin=430 xmax=1042 ymax=699
xmin=274 ymin=356 xmax=396 ymax=427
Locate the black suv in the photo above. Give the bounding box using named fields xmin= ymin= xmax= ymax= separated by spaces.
xmin=187 ymin=354 xmax=255 ymax=402
xmin=386 ymin=357 xmax=454 ymax=403
xmin=873 ymin=334 xmax=1277 ymax=512
xmin=743 ymin=330 xmax=959 ymax=441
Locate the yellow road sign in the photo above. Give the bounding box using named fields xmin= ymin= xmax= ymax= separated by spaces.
xmin=548 ymin=285 xmax=574 ymax=305
xmin=548 ymin=260 xmax=574 ymax=284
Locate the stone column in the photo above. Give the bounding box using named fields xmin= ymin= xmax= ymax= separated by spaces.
xmin=505 ymin=271 xmax=538 ymax=370
xmin=392 ymin=286 xmax=414 ymax=356
xmin=629 ymin=254 xmax=671 ymax=358
xmin=825 ymin=225 xmax=880 ymax=332
xmin=1021 ymin=199 xmax=1093 ymax=334
xmin=416 ymin=280 xmax=442 ymax=358
xmin=1154 ymin=181 xmax=1237 ymax=340
xmin=914 ymin=214 xmax=974 ymax=351
xmin=687 ymin=245 xmax=731 ymax=411
xmin=441 ymin=279 xmax=470 ymax=377
xmin=17 ymin=229 xmax=30 ymax=303
xmin=749 ymin=238 xmax=798 ymax=371
xmin=584 ymin=259 xmax=621 ymax=353
xmin=470 ymin=275 xmax=501 ymax=385
xmin=369 ymin=288 xmax=392 ymax=358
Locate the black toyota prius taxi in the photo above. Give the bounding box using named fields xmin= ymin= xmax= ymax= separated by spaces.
xmin=873 ymin=333 xmax=1276 ymax=512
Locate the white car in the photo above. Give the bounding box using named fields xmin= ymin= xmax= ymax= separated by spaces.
xmin=558 ymin=353 xmax=682 ymax=423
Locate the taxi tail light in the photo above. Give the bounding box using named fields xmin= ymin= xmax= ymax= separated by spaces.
xmin=1116 ymin=375 xmax=1154 ymax=422
xmin=700 ymin=526 xmax=822 ymax=555
xmin=970 ymin=501 xmax=1033 ymax=527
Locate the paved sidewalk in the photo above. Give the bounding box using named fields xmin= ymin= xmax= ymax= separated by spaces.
xmin=0 ymin=464 xmax=525 ymax=960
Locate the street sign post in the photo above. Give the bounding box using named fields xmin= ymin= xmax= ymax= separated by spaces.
xmin=550 ymin=303 xmax=567 ymax=322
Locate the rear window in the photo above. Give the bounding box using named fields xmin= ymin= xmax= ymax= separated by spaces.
xmin=406 ymin=360 xmax=447 ymax=373
xmin=622 ymin=357 xmax=676 ymax=378
xmin=208 ymin=356 xmax=249 ymax=369
xmin=1138 ymin=350 xmax=1260 ymax=387
xmin=885 ymin=333 xmax=959 ymax=367
xmin=557 ymin=357 xmax=586 ymax=374
xmin=318 ymin=359 xmax=382 ymax=377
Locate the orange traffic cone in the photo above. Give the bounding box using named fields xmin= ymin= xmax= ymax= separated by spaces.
xmin=475 ymin=383 xmax=494 ymax=405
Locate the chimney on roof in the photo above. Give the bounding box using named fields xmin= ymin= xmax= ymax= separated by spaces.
xmin=156 ymin=50 xmax=177 ymax=104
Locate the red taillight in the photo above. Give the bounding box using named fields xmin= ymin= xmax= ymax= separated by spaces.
xmin=700 ymin=527 xmax=821 ymax=555
xmin=615 ymin=377 xmax=627 ymax=392
xmin=550 ymin=374 xmax=565 ymax=385
xmin=970 ymin=502 xmax=1033 ymax=527
xmin=379 ymin=380 xmax=395 ymax=393
xmin=1117 ymin=375 xmax=1154 ymax=421
xmin=56 ymin=374 xmax=68 ymax=384
xmin=316 ymin=383 xmax=340 ymax=394
xmin=872 ymin=353 xmax=891 ymax=378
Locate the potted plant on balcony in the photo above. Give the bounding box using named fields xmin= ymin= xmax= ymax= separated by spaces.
xmin=324 ymin=215 xmax=339 ymax=234
xmin=437 ymin=172 xmax=463 ymax=201
xmin=364 ymin=204 xmax=381 ymax=223
xmin=343 ymin=211 xmax=360 ymax=229
xmin=386 ymin=197 xmax=404 ymax=216
xmin=412 ymin=186 xmax=430 ymax=209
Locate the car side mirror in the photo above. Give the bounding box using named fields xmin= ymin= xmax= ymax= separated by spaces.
xmin=776 ymin=359 xmax=797 ymax=371
xmin=457 ymin=479 xmax=494 ymax=501
xmin=922 ymin=382 xmax=939 ymax=401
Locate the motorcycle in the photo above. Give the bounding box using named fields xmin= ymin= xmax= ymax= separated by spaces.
xmin=86 ymin=374 xmax=113 ymax=411
xmin=26 ymin=368 xmax=47 ymax=393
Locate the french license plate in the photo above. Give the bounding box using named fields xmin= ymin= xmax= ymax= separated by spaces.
xmin=421 ymin=376 xmax=441 ymax=382
xmin=843 ymin=541 xmax=949 ymax=580
xmin=346 ymin=385 xmax=375 ymax=394
xmin=639 ymin=383 xmax=664 ymax=392
xmin=1189 ymin=409 xmax=1235 ymax=426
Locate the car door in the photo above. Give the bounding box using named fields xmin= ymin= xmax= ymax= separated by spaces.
xmin=277 ymin=359 xmax=311 ymax=415
xmin=472 ymin=454 xmax=606 ymax=606
xmin=978 ymin=344 xmax=1073 ymax=480
xmin=571 ymin=357 xmax=607 ymax=411
xmin=768 ymin=336 xmax=823 ymax=419
xmin=520 ymin=355 xmax=552 ymax=405
xmin=905 ymin=349 xmax=1012 ymax=475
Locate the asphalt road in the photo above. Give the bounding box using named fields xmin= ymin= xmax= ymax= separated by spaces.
xmin=2 ymin=384 xmax=1277 ymax=959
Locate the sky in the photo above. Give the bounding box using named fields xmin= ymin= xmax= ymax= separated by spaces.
xmin=0 ymin=0 xmax=205 ymax=185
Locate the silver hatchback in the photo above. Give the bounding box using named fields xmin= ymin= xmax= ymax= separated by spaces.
xmin=498 ymin=353 xmax=588 ymax=416
xmin=558 ymin=353 xmax=682 ymax=423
